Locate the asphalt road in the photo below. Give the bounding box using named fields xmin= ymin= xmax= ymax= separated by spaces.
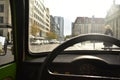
xmin=0 ymin=46 xmax=14 ymax=65
xmin=0 ymin=42 xmax=118 ymax=65
xmin=29 ymin=44 xmax=59 ymax=53
xmin=29 ymin=42 xmax=102 ymax=53
xmin=29 ymin=42 xmax=117 ymax=53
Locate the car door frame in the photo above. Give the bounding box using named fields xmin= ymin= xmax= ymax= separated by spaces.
xmin=10 ymin=0 xmax=28 ymax=80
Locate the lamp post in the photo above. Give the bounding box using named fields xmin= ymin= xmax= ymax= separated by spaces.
xmin=92 ymin=16 xmax=95 ymax=49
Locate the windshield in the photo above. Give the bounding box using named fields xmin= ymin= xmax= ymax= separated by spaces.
xmin=29 ymin=0 xmax=120 ymax=53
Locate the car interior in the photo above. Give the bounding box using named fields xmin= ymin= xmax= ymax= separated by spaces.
xmin=0 ymin=0 xmax=120 ymax=80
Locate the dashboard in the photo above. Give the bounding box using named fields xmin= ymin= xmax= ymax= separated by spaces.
xmin=22 ymin=50 xmax=120 ymax=80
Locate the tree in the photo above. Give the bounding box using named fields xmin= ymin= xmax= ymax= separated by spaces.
xmin=31 ymin=24 xmax=40 ymax=36
xmin=46 ymin=32 xmax=58 ymax=40
xmin=65 ymin=35 xmax=72 ymax=40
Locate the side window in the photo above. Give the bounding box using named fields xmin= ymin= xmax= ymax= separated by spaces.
xmin=0 ymin=0 xmax=14 ymax=66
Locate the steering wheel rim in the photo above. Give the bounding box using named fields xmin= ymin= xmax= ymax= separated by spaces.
xmin=39 ymin=34 xmax=120 ymax=80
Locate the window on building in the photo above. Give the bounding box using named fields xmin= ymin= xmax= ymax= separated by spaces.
xmin=0 ymin=17 xmax=3 ymax=23
xmin=0 ymin=4 xmax=4 ymax=12
xmin=0 ymin=30 xmax=3 ymax=36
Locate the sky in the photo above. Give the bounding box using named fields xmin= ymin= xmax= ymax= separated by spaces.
xmin=44 ymin=0 xmax=120 ymax=36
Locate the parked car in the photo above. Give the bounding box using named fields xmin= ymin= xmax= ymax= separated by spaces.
xmin=49 ymin=39 xmax=59 ymax=44
xmin=43 ymin=40 xmax=49 ymax=44
xmin=31 ymin=40 xmax=41 ymax=45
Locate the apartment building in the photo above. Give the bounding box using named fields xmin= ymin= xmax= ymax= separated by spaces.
xmin=0 ymin=0 xmax=11 ymax=35
xmin=54 ymin=16 xmax=64 ymax=41
xmin=106 ymin=2 xmax=120 ymax=39
xmin=0 ymin=0 xmax=12 ymax=42
xmin=29 ymin=0 xmax=50 ymax=37
xmin=72 ymin=17 xmax=105 ymax=36
xmin=50 ymin=15 xmax=60 ymax=38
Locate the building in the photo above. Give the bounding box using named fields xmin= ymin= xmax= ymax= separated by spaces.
xmin=72 ymin=17 xmax=91 ymax=36
xmin=0 ymin=0 xmax=12 ymax=42
xmin=72 ymin=17 xmax=105 ymax=36
xmin=91 ymin=16 xmax=105 ymax=33
xmin=54 ymin=16 xmax=64 ymax=41
xmin=106 ymin=0 xmax=120 ymax=39
xmin=29 ymin=0 xmax=50 ymax=37
xmin=50 ymin=15 xmax=60 ymax=39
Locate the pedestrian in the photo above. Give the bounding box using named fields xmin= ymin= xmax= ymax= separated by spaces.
xmin=103 ymin=25 xmax=113 ymax=51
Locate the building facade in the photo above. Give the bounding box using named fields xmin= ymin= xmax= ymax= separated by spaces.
xmin=50 ymin=15 xmax=60 ymax=39
xmin=91 ymin=16 xmax=105 ymax=33
xmin=54 ymin=16 xmax=64 ymax=41
xmin=106 ymin=2 xmax=120 ymax=39
xmin=0 ymin=0 xmax=12 ymax=42
xmin=29 ymin=0 xmax=50 ymax=37
xmin=72 ymin=17 xmax=105 ymax=36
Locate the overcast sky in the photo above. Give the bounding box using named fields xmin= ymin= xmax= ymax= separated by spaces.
xmin=44 ymin=0 xmax=120 ymax=36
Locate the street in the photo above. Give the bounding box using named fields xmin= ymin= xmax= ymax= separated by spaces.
xmin=0 ymin=42 xmax=118 ymax=65
xmin=0 ymin=45 xmax=14 ymax=65
xmin=29 ymin=42 xmax=106 ymax=53
xmin=30 ymin=44 xmax=59 ymax=53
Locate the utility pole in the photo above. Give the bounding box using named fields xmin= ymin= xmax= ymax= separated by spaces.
xmin=92 ymin=15 xmax=95 ymax=49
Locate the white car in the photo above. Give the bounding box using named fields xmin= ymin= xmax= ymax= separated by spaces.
xmin=31 ymin=40 xmax=41 ymax=45
xmin=49 ymin=39 xmax=59 ymax=44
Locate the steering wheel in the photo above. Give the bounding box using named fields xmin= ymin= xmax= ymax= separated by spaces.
xmin=39 ymin=34 xmax=120 ymax=80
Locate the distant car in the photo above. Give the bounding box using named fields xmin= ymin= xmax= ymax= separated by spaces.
xmin=49 ymin=39 xmax=59 ymax=44
xmin=43 ymin=40 xmax=49 ymax=44
xmin=31 ymin=40 xmax=41 ymax=45
xmin=60 ymin=41 xmax=64 ymax=43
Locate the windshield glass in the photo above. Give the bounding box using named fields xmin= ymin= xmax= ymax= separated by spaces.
xmin=29 ymin=0 xmax=120 ymax=53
